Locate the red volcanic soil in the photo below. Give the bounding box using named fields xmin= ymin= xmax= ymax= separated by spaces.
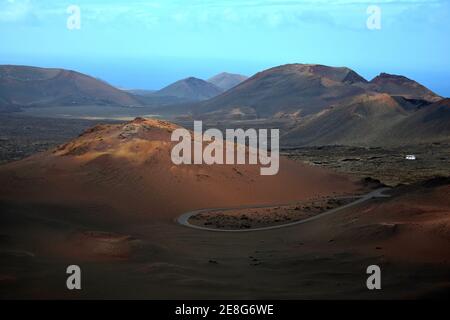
xmin=0 ymin=118 xmax=448 ymax=299
xmin=344 ymin=179 xmax=450 ymax=263
xmin=0 ymin=118 xmax=359 ymax=222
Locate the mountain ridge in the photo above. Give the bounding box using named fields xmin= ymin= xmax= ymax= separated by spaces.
xmin=194 ymin=64 xmax=373 ymax=119
xmin=155 ymin=76 xmax=224 ymax=101
xmin=0 ymin=65 xmax=142 ymax=110
xmin=369 ymin=72 xmax=441 ymax=102
xmin=207 ymin=72 xmax=248 ymax=91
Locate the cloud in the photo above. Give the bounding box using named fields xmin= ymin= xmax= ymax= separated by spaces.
xmin=0 ymin=0 xmax=448 ymax=30
xmin=0 ymin=0 xmax=33 ymax=22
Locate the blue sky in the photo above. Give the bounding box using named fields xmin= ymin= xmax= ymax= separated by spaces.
xmin=1 ymin=0 xmax=449 ymax=96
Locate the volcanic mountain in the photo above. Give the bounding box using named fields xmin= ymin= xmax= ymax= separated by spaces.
xmin=184 ymin=63 xmax=447 ymax=146
xmin=369 ymin=73 xmax=441 ymax=102
xmin=191 ymin=64 xmax=445 ymax=121
xmin=282 ymin=95 xmax=450 ymax=146
xmin=0 ymin=117 xmax=358 ymax=298
xmin=194 ymin=64 xmax=369 ymax=119
xmin=0 ymin=118 xmax=448 ymax=299
xmin=382 ymin=98 xmax=450 ymax=144
xmin=282 ymin=93 xmax=407 ymax=146
xmin=0 ymin=65 xmax=141 ymax=110
xmin=155 ymin=77 xmax=224 ymax=102
xmin=207 ymin=72 xmax=248 ymax=91
xmin=0 ymin=117 xmax=359 ymax=221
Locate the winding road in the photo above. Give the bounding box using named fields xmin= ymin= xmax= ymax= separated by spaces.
xmin=176 ymin=188 xmax=391 ymax=233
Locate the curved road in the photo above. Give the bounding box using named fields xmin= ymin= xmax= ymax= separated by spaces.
xmin=176 ymin=188 xmax=391 ymax=233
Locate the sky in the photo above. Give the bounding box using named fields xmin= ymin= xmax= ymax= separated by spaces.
xmin=1 ymin=0 xmax=449 ymax=96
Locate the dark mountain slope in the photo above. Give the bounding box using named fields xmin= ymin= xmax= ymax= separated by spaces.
xmin=194 ymin=64 xmax=369 ymax=119
xmin=156 ymin=77 xmax=223 ymax=101
xmin=0 ymin=65 xmax=141 ymax=108
xmin=369 ymin=73 xmax=441 ymax=102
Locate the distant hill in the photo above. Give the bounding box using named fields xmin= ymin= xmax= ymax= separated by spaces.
xmin=194 ymin=64 xmax=369 ymax=119
xmin=207 ymin=72 xmax=248 ymax=91
xmin=282 ymin=95 xmax=450 ymax=146
xmin=282 ymin=93 xmax=410 ymax=146
xmin=369 ymin=73 xmax=441 ymax=102
xmin=0 ymin=65 xmax=141 ymax=110
xmin=155 ymin=77 xmax=223 ymax=101
xmin=382 ymin=98 xmax=450 ymax=144
xmin=2 ymin=63 xmax=447 ymax=147
xmin=185 ymin=63 xmax=448 ymax=146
